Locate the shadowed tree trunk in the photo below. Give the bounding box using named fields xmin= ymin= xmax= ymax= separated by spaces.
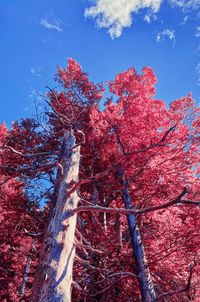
xmin=31 ymin=131 xmax=80 ymax=302
xmin=120 ymin=171 xmax=157 ymax=302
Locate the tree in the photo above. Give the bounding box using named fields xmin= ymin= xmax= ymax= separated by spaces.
xmin=76 ymin=66 xmax=200 ymax=301
xmin=0 ymin=123 xmax=44 ymax=301
xmin=0 ymin=59 xmax=199 ymax=301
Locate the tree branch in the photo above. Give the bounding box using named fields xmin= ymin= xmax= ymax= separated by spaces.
xmin=72 ymin=189 xmax=188 ymax=216
xmin=181 ymin=200 xmax=200 ymax=206
xmin=0 ymin=161 xmax=56 ymax=173
xmin=0 ymin=145 xmax=60 ymax=159
xmin=137 ymin=188 xmax=188 ymax=214
xmin=107 ymin=120 xmax=176 ymax=156
xmin=23 ymin=228 xmax=43 ymax=238
xmin=75 ymin=242 xmax=104 ymax=255
xmin=95 ymin=271 xmax=139 ymax=284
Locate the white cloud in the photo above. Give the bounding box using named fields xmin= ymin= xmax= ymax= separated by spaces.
xmin=195 ymin=26 xmax=200 ymax=37
xmin=169 ymin=0 xmax=200 ymax=11
xmin=144 ymin=11 xmax=158 ymax=23
xmin=84 ymin=0 xmax=200 ymax=39
xmin=156 ymin=28 xmax=176 ymax=47
xmin=30 ymin=66 xmax=41 ymax=77
xmin=40 ymin=18 xmax=63 ymax=32
xmin=84 ymin=0 xmax=162 ymax=39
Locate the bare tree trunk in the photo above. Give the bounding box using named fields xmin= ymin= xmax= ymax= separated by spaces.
xmin=20 ymin=238 xmax=35 ymax=296
xmin=120 ymin=171 xmax=157 ymax=302
xmin=103 ymin=212 xmax=107 ymax=234
xmin=31 ymin=131 xmax=80 ymax=302
xmin=115 ymin=213 xmax=122 ymax=247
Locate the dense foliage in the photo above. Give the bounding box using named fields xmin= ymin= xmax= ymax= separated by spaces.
xmin=0 ymin=59 xmax=199 ymax=301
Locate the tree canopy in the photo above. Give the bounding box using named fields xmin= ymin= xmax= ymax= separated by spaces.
xmin=0 ymin=59 xmax=199 ymax=301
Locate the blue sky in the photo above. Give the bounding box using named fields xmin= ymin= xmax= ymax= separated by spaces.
xmin=1 ymin=0 xmax=200 ymax=126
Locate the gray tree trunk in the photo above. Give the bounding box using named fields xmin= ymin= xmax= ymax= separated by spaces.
xmin=31 ymin=131 xmax=80 ymax=302
xmin=120 ymin=171 xmax=157 ymax=302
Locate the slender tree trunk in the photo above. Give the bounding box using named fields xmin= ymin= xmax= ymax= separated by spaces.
xmin=120 ymin=171 xmax=157 ymax=302
xmin=31 ymin=131 xmax=80 ymax=302
xmin=115 ymin=213 xmax=122 ymax=247
xmin=20 ymin=238 xmax=35 ymax=296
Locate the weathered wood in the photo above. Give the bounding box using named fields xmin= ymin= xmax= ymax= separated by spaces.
xmin=31 ymin=131 xmax=80 ymax=302
xmin=120 ymin=171 xmax=157 ymax=302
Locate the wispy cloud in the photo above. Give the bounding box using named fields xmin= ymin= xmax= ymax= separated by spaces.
xmin=84 ymin=0 xmax=162 ymax=39
xmin=169 ymin=0 xmax=200 ymax=11
xmin=30 ymin=66 xmax=41 ymax=77
xmin=196 ymin=62 xmax=200 ymax=85
xmin=144 ymin=12 xmax=157 ymax=24
xmin=180 ymin=15 xmax=189 ymax=25
xmin=156 ymin=29 xmax=176 ymax=47
xmin=195 ymin=26 xmax=200 ymax=37
xmin=40 ymin=17 xmax=63 ymax=32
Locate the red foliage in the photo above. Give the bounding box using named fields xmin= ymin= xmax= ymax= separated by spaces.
xmin=0 ymin=124 xmax=44 ymax=301
xmin=1 ymin=59 xmax=199 ymax=301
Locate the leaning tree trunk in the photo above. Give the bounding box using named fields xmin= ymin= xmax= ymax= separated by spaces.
xmin=31 ymin=131 xmax=80 ymax=302
xmin=120 ymin=171 xmax=157 ymax=302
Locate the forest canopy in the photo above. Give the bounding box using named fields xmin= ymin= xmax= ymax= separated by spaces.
xmin=0 ymin=59 xmax=200 ymax=302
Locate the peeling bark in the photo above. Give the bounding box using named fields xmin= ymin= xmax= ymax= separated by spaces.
xmin=31 ymin=131 xmax=80 ymax=302
xmin=120 ymin=171 xmax=157 ymax=302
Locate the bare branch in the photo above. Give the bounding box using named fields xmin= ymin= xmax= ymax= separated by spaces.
xmin=0 ymin=177 xmax=12 ymax=186
xmin=75 ymin=242 xmax=104 ymax=255
xmin=73 ymin=205 xmax=137 ymax=215
xmin=181 ymin=200 xmax=200 ymax=206
xmin=72 ymin=189 xmax=188 ymax=216
xmin=137 ymin=188 xmax=188 ymax=214
xmin=107 ymin=120 xmax=176 ymax=156
xmin=43 ymin=97 xmax=74 ymax=127
xmin=74 ymin=255 xmax=107 ymax=271
xmin=96 ymin=271 xmax=139 ymax=284
xmin=0 ymin=145 xmax=60 ymax=159
xmin=23 ymin=228 xmax=43 ymax=238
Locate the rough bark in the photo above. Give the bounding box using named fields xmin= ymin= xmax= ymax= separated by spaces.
xmin=31 ymin=131 xmax=80 ymax=302
xmin=120 ymin=171 xmax=157 ymax=302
